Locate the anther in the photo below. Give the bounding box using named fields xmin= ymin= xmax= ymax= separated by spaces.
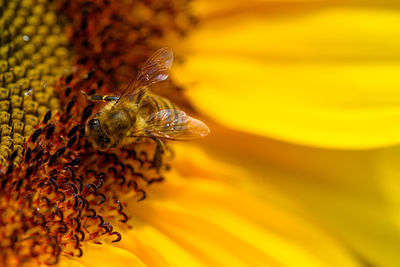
xmin=96 ymin=176 xmax=104 ymax=189
xmin=77 ymin=230 xmax=85 ymax=241
xmin=25 ymin=147 xmax=32 ymax=163
xmin=85 ymin=208 xmax=96 ymax=218
xmin=66 ymin=98 xmax=76 ymax=114
xmin=117 ymin=162 xmax=125 ymax=172
xmin=54 ymin=205 xmax=64 ymax=221
xmin=97 ymin=79 xmax=103 ymax=88
xmin=65 ymin=74 xmax=73 ymax=85
xmin=76 ymin=247 xmax=83 ymax=257
xmin=75 ymin=217 xmax=81 ymax=231
xmin=117 ymin=175 xmax=125 ymax=185
xmin=111 ymin=232 xmax=122 ymax=243
xmin=1 ymin=177 xmax=9 ymax=189
xmin=81 ymin=103 xmax=94 ymax=121
xmin=96 ymin=193 xmax=106 ymax=205
xmin=16 ymin=178 xmax=23 ymax=190
xmin=74 ymin=234 xmax=80 ymax=247
xmin=48 ymin=176 xmax=58 ymax=192
xmin=43 ymin=110 xmax=52 ymax=124
xmin=31 ymin=128 xmax=42 ymax=142
xmin=68 ymin=125 xmax=80 ymax=137
xmin=65 ymin=86 xmax=71 ymax=97
xmin=33 ymin=149 xmax=44 ymax=161
xmin=66 ymin=182 xmax=79 ymax=194
xmin=95 ymin=215 xmax=104 ymax=227
xmin=77 ymin=195 xmax=86 ymax=209
xmin=123 ymin=149 xmax=132 ymax=158
xmin=114 ymin=199 xmax=123 ymax=212
xmin=45 ymin=124 xmax=55 ymax=139
xmin=119 ymin=212 xmax=128 ymax=223
xmin=73 ymin=194 xmax=79 ymax=208
xmin=127 ymin=180 xmax=138 ymax=190
xmin=84 ymin=68 xmax=95 ymax=80
xmin=75 ymin=177 xmax=83 ymax=192
xmin=48 ymin=153 xmax=58 ymax=166
xmin=85 ymin=183 xmax=97 ymax=194
xmin=126 ymin=164 xmax=134 ymax=174
xmin=137 ymin=189 xmax=146 ymax=202
xmin=69 ymin=158 xmax=82 ymax=166
xmin=67 ymin=135 xmax=77 ymax=147
xmin=10 ymin=150 xmax=18 ymax=161
xmin=148 ymin=177 xmax=164 ymax=185
xmin=57 ymin=146 xmax=66 ymax=156
xmin=58 ymin=222 xmax=68 ymax=233
xmin=63 ymin=166 xmax=76 ymax=180
xmin=102 ymin=222 xmax=113 ymax=233
xmin=25 ymin=165 xmax=34 ymax=179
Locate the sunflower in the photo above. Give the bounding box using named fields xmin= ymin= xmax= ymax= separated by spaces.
xmin=0 ymin=0 xmax=399 ymax=266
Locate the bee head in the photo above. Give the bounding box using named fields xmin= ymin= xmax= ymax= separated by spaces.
xmin=86 ymin=116 xmax=112 ymax=150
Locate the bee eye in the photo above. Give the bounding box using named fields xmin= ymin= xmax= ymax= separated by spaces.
xmin=89 ymin=119 xmax=100 ymax=131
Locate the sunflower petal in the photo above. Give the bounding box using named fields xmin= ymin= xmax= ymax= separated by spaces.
xmin=175 ymin=7 xmax=400 ymax=149
xmin=181 ymin=123 xmax=400 ymax=266
xmin=69 ymin=243 xmax=146 ymax=267
xmin=123 ymin=152 xmax=362 ymax=267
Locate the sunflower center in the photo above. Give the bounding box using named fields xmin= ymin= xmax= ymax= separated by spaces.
xmin=0 ymin=0 xmax=195 ymax=265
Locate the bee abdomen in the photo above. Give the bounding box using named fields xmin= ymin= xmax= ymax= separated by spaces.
xmin=147 ymin=94 xmax=179 ymax=124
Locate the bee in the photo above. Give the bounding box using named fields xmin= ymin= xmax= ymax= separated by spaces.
xmin=84 ymin=47 xmax=210 ymax=156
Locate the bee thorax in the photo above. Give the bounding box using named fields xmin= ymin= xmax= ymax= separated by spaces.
xmin=106 ymin=110 xmax=134 ymax=132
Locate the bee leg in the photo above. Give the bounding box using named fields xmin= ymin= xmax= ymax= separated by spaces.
xmin=81 ymin=90 xmax=120 ymax=102
xmin=151 ymin=138 xmax=165 ymax=170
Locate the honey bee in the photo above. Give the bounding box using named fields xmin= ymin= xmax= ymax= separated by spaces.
xmin=85 ymin=47 xmax=210 ymax=154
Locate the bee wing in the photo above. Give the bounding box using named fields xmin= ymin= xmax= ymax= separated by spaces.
xmin=116 ymin=47 xmax=173 ymax=105
xmin=141 ymin=109 xmax=210 ymax=140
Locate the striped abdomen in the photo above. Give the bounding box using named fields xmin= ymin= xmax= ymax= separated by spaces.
xmin=134 ymin=92 xmax=184 ymax=135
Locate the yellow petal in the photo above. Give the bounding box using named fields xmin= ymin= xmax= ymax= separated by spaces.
xmin=184 ymin=122 xmax=400 ymax=267
xmin=67 ymin=243 xmax=146 ymax=267
xmin=121 ymin=149 xmax=362 ymax=267
xmin=375 ymin=146 xmax=400 ymax=232
xmin=114 ymin=229 xmax=172 ymax=267
xmin=175 ymin=7 xmax=400 ymax=149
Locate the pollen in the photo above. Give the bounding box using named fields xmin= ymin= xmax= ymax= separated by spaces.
xmin=0 ymin=0 xmax=71 ymax=164
xmin=0 ymin=0 xmax=194 ymax=265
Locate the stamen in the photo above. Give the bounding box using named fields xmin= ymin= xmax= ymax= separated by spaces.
xmin=0 ymin=0 xmax=195 ymax=265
